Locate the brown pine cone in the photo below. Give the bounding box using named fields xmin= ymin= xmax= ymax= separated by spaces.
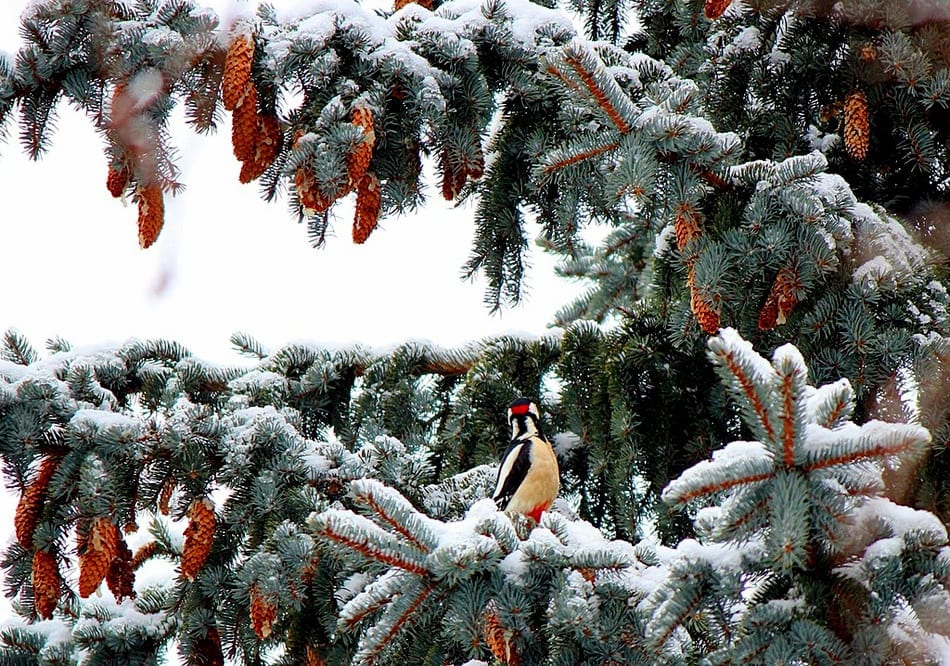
xmin=107 ymin=164 xmax=132 ymax=198
xmin=440 ymin=149 xmax=467 ymax=201
xmin=32 ymin=549 xmax=61 ymax=619
xmin=250 ymin=583 xmax=278 ymax=639
xmin=132 ymin=541 xmax=159 ymax=570
xmin=673 ymin=204 xmax=702 ymax=251
xmin=15 ymin=456 xmax=59 ymax=549
xmin=239 ymin=113 xmax=283 ymax=183
xmin=231 ymin=87 xmax=260 ymax=164
xmin=158 ymin=478 xmax=175 ymax=516
xmin=844 ymin=89 xmax=869 ymax=161
xmin=353 ymin=172 xmax=381 ymax=244
xmin=106 ymin=536 xmax=136 ymax=601
xmin=394 ymin=0 xmax=433 ymax=8
xmin=79 ymin=517 xmax=121 ymax=598
xmin=182 ymin=498 xmax=216 ymax=581
xmin=136 ymin=183 xmax=164 ymax=249
xmin=483 ymin=604 xmax=519 ymax=666
xmin=704 ymin=0 xmax=731 ymax=19
xmin=193 ymin=625 xmax=224 ymax=666
xmin=347 ymin=104 xmax=376 ymax=190
xmin=295 ymin=167 xmax=333 ymax=214
xmin=690 ymin=283 xmax=720 ymax=335
xmin=223 ymin=33 xmax=254 ymax=112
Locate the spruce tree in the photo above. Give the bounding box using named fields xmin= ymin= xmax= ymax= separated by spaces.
xmin=1 ymin=0 xmax=950 ymax=664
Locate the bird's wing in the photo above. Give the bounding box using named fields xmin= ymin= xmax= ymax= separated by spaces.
xmin=492 ymin=439 xmax=531 ymax=510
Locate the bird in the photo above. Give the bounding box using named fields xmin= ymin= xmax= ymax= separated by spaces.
xmin=491 ymin=397 xmax=560 ymax=523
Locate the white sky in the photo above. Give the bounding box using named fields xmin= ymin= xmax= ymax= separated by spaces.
xmin=0 ymin=0 xmax=583 ymax=365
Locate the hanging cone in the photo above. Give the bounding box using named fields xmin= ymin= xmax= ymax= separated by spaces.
xmin=193 ymin=625 xmax=224 ymax=666
xmin=79 ymin=517 xmax=121 ymax=597
xmin=347 ymin=103 xmax=376 ymax=190
xmin=250 ymin=583 xmax=278 ymax=640
xmin=107 ymin=163 xmax=131 ymax=198
xmin=222 ymin=33 xmax=254 ymax=111
xmin=182 ymin=497 xmax=216 ymax=581
xmin=858 ymin=42 xmax=877 ymax=63
xmin=158 ymin=477 xmax=175 ymax=516
xmin=483 ymin=604 xmax=520 ymax=666
xmin=106 ymin=536 xmax=136 ymax=601
xmin=704 ymin=0 xmax=731 ymax=19
xmin=758 ymin=292 xmax=779 ymax=331
xmin=394 ymin=0 xmax=433 ymax=8
xmin=15 ymin=455 xmax=59 ymax=549
xmin=688 ymin=270 xmax=720 ymax=335
xmin=440 ymin=149 xmax=467 ymax=200
xmin=758 ymin=265 xmax=800 ymax=330
xmin=465 ymin=145 xmax=485 ymax=180
xmin=844 ymin=89 xmax=869 ymax=161
xmin=295 ymin=167 xmax=333 ymax=215
xmin=305 ymin=646 xmax=326 ymax=666
xmin=231 ymin=86 xmax=260 ymax=164
xmin=353 ymin=172 xmax=381 ymax=244
xmin=239 ymin=113 xmax=283 ymax=183
xmin=132 ymin=541 xmax=159 ymax=569
xmin=673 ymin=203 xmax=702 ymax=251
xmin=136 ymin=182 xmax=164 ymax=249
xmin=32 ymin=549 xmax=61 ymax=620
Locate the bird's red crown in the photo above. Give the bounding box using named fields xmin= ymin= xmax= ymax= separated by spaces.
xmin=509 ymin=403 xmax=531 ymax=416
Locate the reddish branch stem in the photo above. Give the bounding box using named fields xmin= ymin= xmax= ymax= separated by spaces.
xmin=321 ymin=521 xmax=429 ymax=576
xmin=360 ymin=495 xmax=430 ymax=553
xmin=674 ymin=471 xmax=775 ymax=503
xmin=804 ymin=438 xmax=921 ymax=472
xmin=563 ymin=55 xmax=631 ymax=134
xmin=719 ymin=350 xmax=777 ymax=443
xmin=781 ymin=372 xmax=797 ymax=468
xmin=542 ymin=143 xmax=620 ymax=173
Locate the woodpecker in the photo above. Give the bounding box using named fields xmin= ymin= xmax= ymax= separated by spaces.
xmin=492 ymin=398 xmax=560 ymax=523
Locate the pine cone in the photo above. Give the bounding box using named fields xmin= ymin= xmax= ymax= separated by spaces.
xmin=347 ymin=104 xmax=376 ymax=190
xmin=15 ymin=455 xmax=59 ymax=549
xmin=295 ymin=167 xmax=332 ymax=214
xmin=240 ymin=113 xmax=283 ymax=184
xmin=136 ymin=183 xmax=164 ymax=249
xmin=483 ymin=606 xmax=519 ymax=666
xmin=223 ymin=33 xmax=254 ymax=111
xmin=132 ymin=541 xmax=159 ymax=569
xmin=305 ymin=646 xmax=326 ymax=666
xmin=465 ymin=146 xmax=485 ymax=180
xmin=182 ymin=497 xmax=216 ymax=581
xmin=79 ymin=517 xmax=121 ymax=597
xmin=394 ymin=0 xmax=433 ymax=8
xmin=32 ymin=549 xmax=61 ymax=620
xmin=193 ymin=625 xmax=224 ymax=666
xmin=844 ymin=89 xmax=869 ymax=161
xmin=704 ymin=0 xmax=731 ymax=20
xmin=858 ymin=42 xmax=877 ymax=63
xmin=689 ymin=280 xmax=720 ymax=335
xmin=106 ymin=536 xmax=136 ymax=601
xmin=231 ymin=86 xmax=260 ymax=164
xmin=440 ymin=150 xmax=467 ymax=201
xmin=353 ymin=172 xmax=381 ymax=244
xmin=107 ymin=163 xmax=131 ymax=198
xmin=250 ymin=583 xmax=277 ymax=639
xmin=757 ymin=292 xmax=779 ymax=331
xmin=158 ymin=478 xmax=175 ymax=515
xmin=674 ymin=204 xmax=702 ymax=251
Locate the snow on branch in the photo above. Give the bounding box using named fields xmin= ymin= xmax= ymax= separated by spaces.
xmin=651 ymin=329 xmax=949 ymax=658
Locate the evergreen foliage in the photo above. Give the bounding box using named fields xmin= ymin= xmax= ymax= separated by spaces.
xmin=2 ymin=0 xmax=950 ymax=663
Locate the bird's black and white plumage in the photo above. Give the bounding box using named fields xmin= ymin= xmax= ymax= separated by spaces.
xmin=492 ymin=398 xmax=560 ymax=523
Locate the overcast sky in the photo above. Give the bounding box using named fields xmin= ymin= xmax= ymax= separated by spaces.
xmin=0 ymin=0 xmax=582 ymax=365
